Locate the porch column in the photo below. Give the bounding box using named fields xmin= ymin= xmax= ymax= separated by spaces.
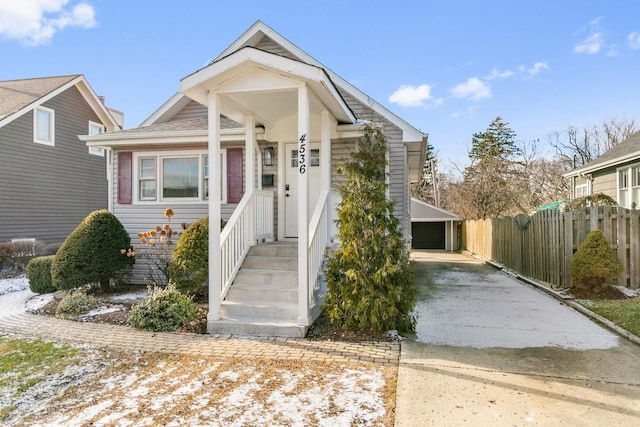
xmin=297 ymin=85 xmax=310 ymax=326
xmin=208 ymin=92 xmax=222 ymax=321
xmin=320 ymin=110 xmax=331 ymax=234
xmin=246 ymin=115 xmax=256 ymax=245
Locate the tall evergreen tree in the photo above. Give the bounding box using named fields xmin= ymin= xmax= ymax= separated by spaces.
xmin=323 ymin=124 xmax=416 ymax=334
xmin=453 ymin=116 xmax=522 ymax=220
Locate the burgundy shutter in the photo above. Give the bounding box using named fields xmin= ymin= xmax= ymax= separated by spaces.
xmin=117 ymin=152 xmax=132 ymax=204
xmin=227 ymin=148 xmax=243 ymax=203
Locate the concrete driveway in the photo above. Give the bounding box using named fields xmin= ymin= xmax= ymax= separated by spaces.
xmin=395 ymin=251 xmax=640 ymax=426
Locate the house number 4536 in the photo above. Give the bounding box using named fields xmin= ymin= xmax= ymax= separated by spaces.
xmin=298 ymin=133 xmax=307 ymax=174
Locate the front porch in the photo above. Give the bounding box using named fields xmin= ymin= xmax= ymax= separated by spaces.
xmin=179 ymin=47 xmax=356 ymax=337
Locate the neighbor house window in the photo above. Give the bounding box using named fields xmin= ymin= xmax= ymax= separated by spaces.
xmin=33 ymin=106 xmax=54 ymax=145
xmin=574 ymin=183 xmax=588 ymax=198
xmin=617 ymin=164 xmax=640 ymax=208
xmin=88 ymin=121 xmax=106 ymax=156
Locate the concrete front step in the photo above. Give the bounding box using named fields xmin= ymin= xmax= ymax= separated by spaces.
xmin=241 ymin=255 xmax=297 ymax=270
xmin=247 ymin=243 xmax=298 ymax=257
xmin=221 ymin=300 xmax=298 ymax=321
xmin=234 ymin=269 xmax=297 ymax=286
xmin=207 ymin=317 xmax=307 ymax=338
xmin=227 ymin=283 xmax=298 ymax=303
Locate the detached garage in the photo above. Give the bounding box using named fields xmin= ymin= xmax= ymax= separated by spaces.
xmin=411 ymin=198 xmax=461 ymax=251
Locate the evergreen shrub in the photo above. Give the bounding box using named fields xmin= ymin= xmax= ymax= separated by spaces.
xmin=55 ymin=291 xmax=100 ymax=320
xmin=51 ymin=210 xmax=134 ymax=291
xmin=26 ymin=255 xmax=56 ymax=294
xmin=569 ymin=229 xmax=623 ymax=289
xmin=323 ymin=124 xmax=416 ymax=334
xmin=129 ymin=282 xmax=198 ymax=332
xmin=170 ymin=217 xmax=226 ymax=301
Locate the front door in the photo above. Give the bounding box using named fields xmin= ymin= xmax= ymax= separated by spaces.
xmin=284 ymin=142 xmax=321 ymax=237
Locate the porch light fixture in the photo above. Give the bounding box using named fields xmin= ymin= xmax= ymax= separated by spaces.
xmin=264 ymin=147 xmax=274 ymax=166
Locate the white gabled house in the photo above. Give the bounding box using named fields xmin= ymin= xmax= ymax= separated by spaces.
xmin=82 ymin=21 xmax=427 ymax=337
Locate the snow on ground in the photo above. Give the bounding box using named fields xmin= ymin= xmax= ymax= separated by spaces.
xmin=0 ymin=275 xmax=29 ymax=296
xmin=0 ymin=276 xmax=394 ymax=425
xmin=0 ymin=347 xmax=393 ymax=426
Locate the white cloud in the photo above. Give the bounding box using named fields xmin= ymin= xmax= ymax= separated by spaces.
xmin=628 ymin=32 xmax=640 ymax=50
xmin=485 ymin=68 xmax=515 ymax=80
xmin=388 ymin=84 xmax=433 ymax=107
xmin=574 ymin=32 xmax=604 ymax=54
xmin=450 ymin=77 xmax=491 ymax=101
xmin=0 ymin=0 xmax=96 ymax=46
xmin=519 ymin=61 xmax=550 ymax=78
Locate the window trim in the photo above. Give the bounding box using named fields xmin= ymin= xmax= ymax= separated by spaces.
xmin=617 ymin=162 xmax=640 ymax=208
xmin=88 ymin=121 xmax=106 ymax=156
xmin=33 ymin=106 xmax=55 ymax=146
xmin=132 ymin=150 xmax=232 ymax=204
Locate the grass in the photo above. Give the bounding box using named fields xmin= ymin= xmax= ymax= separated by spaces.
xmin=584 ymin=298 xmax=640 ymax=337
xmin=0 ymin=337 xmax=79 ymax=420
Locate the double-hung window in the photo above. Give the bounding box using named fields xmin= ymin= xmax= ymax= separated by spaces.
xmin=139 ymin=158 xmax=157 ymax=200
xmin=33 ymin=106 xmax=55 ymax=146
xmin=88 ymin=121 xmax=106 ymax=156
xmin=617 ymin=163 xmax=640 ymax=208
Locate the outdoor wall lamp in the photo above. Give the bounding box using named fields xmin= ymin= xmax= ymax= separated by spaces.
xmin=264 ymin=147 xmax=274 ymax=166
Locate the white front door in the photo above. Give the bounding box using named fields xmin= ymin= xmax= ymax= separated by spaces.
xmin=284 ymin=142 xmax=321 ymax=237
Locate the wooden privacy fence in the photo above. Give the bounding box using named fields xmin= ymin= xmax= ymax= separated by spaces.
xmin=462 ymin=206 xmax=640 ymax=289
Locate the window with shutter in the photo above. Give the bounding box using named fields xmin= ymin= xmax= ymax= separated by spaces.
xmin=227 ymin=148 xmax=243 ymax=203
xmin=118 ymin=152 xmax=132 ymax=204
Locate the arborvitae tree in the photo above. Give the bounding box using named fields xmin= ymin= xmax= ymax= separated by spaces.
xmin=323 ymin=124 xmax=416 ymax=334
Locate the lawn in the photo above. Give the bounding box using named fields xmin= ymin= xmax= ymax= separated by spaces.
xmin=584 ymin=298 xmax=640 ymax=337
xmin=0 ymin=336 xmax=395 ymax=426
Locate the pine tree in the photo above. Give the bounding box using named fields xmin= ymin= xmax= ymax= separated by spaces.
xmin=323 ymin=124 xmax=416 ymax=334
xmin=459 ymin=116 xmax=522 ymax=219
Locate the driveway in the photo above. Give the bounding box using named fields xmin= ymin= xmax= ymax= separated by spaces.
xmin=395 ymin=251 xmax=640 ymax=426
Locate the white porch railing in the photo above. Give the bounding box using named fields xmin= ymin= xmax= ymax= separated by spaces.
xmin=220 ymin=190 xmax=274 ymax=299
xmin=308 ymin=190 xmax=330 ymax=307
xmin=254 ymin=190 xmax=275 ymax=242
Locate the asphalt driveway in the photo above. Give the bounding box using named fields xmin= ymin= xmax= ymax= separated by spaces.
xmin=395 ymin=251 xmax=640 ymax=426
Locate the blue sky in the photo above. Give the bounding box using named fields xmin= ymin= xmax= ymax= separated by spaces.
xmin=1 ymin=1 xmax=639 ymax=171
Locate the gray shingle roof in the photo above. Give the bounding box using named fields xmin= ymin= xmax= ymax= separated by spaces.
xmin=571 ymin=130 xmax=640 ymax=174
xmin=102 ymin=116 xmax=242 ymax=137
xmin=0 ymin=75 xmax=80 ymax=120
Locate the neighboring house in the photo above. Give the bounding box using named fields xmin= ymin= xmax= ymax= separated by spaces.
xmin=0 ymin=75 xmax=123 ymax=244
xmin=410 ymin=198 xmax=461 ymax=251
xmin=564 ymin=131 xmax=640 ymax=208
xmin=82 ymin=21 xmax=427 ymax=337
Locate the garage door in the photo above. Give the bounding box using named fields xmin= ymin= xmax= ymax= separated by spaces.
xmin=412 ymin=222 xmax=445 ymax=249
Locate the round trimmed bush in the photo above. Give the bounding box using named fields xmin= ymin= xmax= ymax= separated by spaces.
xmin=569 ymin=229 xmax=623 ymax=289
xmin=129 ymin=282 xmax=198 ymax=332
xmin=170 ymin=216 xmax=209 ymax=300
xmin=26 ymin=255 xmax=56 ymax=293
xmin=55 ymin=291 xmax=100 ymax=320
xmin=51 ymin=210 xmax=134 ymax=291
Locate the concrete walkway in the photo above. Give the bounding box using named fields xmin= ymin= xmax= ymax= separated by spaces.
xmin=0 ymin=289 xmax=398 ymax=366
xmin=395 ymin=251 xmax=640 ymax=426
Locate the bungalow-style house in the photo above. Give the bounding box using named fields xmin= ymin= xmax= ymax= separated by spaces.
xmin=564 ymin=131 xmax=640 ymax=208
xmin=0 ymin=75 xmax=123 ymax=244
xmin=82 ymin=21 xmax=427 ymax=337
xmin=410 ymin=198 xmax=461 ymax=251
